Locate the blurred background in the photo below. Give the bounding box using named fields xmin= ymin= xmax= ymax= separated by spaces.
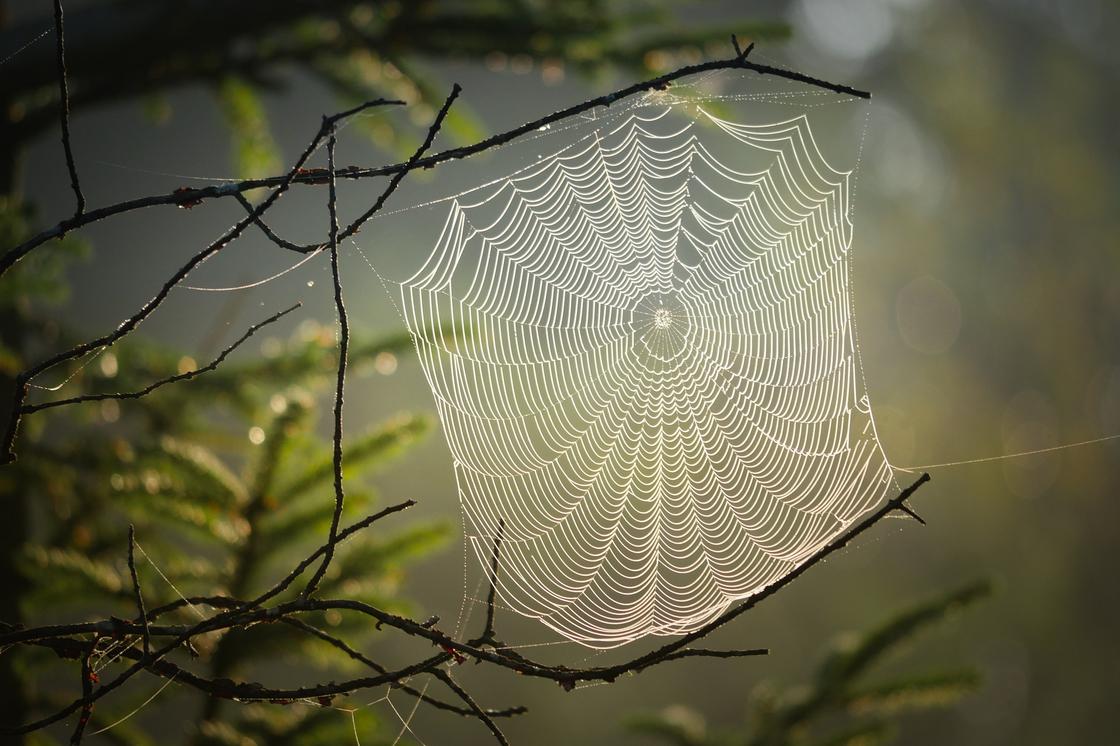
xmin=2 ymin=1 xmax=1118 ymax=744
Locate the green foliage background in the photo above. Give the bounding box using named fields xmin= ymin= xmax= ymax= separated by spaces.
xmin=3 ymin=1 xmax=1119 ymax=744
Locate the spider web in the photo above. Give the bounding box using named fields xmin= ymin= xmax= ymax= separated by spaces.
xmin=394 ymin=87 xmax=895 ymax=647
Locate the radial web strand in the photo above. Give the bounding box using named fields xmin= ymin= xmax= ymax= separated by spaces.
xmin=396 ymin=96 xmax=894 ymax=647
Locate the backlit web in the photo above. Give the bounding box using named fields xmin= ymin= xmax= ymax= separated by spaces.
xmin=397 ymin=93 xmax=895 ymax=647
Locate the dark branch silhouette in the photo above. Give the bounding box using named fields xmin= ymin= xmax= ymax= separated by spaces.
xmin=0 ymin=48 xmax=866 ymax=280
xmin=0 ymin=98 xmax=401 ymax=463
xmin=0 ymin=35 xmax=922 ymax=746
xmin=302 ymin=83 xmax=461 ymax=597
xmin=0 ymin=473 xmax=929 ymax=741
xmin=51 ymin=0 xmax=84 ymax=218
xmin=17 ymin=303 xmax=300 ymax=415
xmin=126 ymin=524 xmax=150 ymax=657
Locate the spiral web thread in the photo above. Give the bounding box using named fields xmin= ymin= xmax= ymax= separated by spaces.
xmin=398 ymin=102 xmax=895 ymax=647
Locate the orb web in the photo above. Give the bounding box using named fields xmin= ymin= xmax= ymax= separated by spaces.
xmin=397 ymin=101 xmax=895 ymax=647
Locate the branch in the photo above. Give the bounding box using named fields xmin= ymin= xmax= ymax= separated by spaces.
xmin=300 ymin=124 xmax=347 ymax=598
xmin=472 ymin=519 xmax=505 ymax=647
xmin=1 ymin=100 xmax=401 ymax=464
xmin=0 ymin=599 xmax=526 ymax=723
xmin=0 ymin=49 xmax=866 ymax=279
xmin=433 ymin=670 xmax=509 ymax=746
xmin=0 ymin=500 xmax=418 ymax=735
xmin=68 ymin=637 xmax=95 ymax=745
xmin=279 ymin=617 xmax=524 ymax=721
xmin=22 ymin=633 xmax=453 ymax=711
xmin=0 ymin=477 xmax=930 ymax=738
xmin=18 ymin=303 xmax=300 ymax=415
xmin=287 ymin=476 xmax=933 ymax=690
xmin=127 ymin=525 xmax=150 ymax=656
xmin=302 ymin=83 xmax=460 ymax=597
xmin=52 ymin=0 xmax=84 ymax=217
xmin=656 ymin=648 xmax=769 ymax=664
xmin=234 ymin=192 xmax=318 ymax=254
xmin=337 ymin=82 xmax=462 ymax=241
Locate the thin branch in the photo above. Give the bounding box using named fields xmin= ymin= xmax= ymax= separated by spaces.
xmin=0 ymin=476 xmax=929 ymax=737
xmin=68 ymin=637 xmax=95 ymax=745
xmin=252 ymin=499 xmax=416 ymax=610
xmin=656 ymin=647 xmax=769 ymax=664
xmin=0 ymin=500 xmax=417 ymax=735
xmin=433 ymin=670 xmax=509 ymax=746
xmin=896 ymin=501 xmax=927 ymax=525
xmin=127 ymin=525 xmax=150 ymax=656
xmin=0 ymin=598 xmax=525 ymax=722
xmin=234 ymin=193 xmax=319 ymax=253
xmin=303 ymin=84 xmax=460 ymax=596
xmin=280 ymin=617 xmax=524 ymax=721
xmin=472 ymin=519 xmax=504 ymax=647
xmin=18 ymin=303 xmax=301 ymax=415
xmin=52 ymin=0 xmax=84 ymax=217
xmin=731 ymin=33 xmax=756 ymax=60
xmin=338 ymin=82 xmax=462 ymax=241
xmin=0 ymin=50 xmax=867 ymax=280
xmin=301 ymin=124 xmax=347 ymax=598
xmin=22 ymin=633 xmax=453 ymax=710
xmin=601 ymin=473 xmax=933 ymax=680
xmin=1 ymin=100 xmax=401 ymax=464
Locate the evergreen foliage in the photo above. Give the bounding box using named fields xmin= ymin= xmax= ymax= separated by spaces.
xmin=0 ymin=225 xmax=453 ymax=743
xmin=626 ymin=581 xmax=991 ymax=746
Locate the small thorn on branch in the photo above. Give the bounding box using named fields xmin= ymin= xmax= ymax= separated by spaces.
xmin=731 ymin=34 xmax=755 ymax=61
xmin=897 ymin=501 xmax=927 ymax=525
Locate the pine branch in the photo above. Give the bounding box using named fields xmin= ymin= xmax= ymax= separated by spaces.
xmin=0 ymin=475 xmax=930 ymax=743
xmin=0 ymin=38 xmax=939 ymax=746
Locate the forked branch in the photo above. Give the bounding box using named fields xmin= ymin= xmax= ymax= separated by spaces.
xmin=0 ymin=35 xmax=906 ymax=746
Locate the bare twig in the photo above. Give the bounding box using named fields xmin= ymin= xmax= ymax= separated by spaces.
xmin=279 ymin=617 xmax=524 ymax=721
xmin=434 ymin=670 xmax=509 ymax=746
xmin=234 ymin=193 xmax=318 ymax=253
xmin=18 ymin=303 xmax=300 ymax=415
xmin=0 ymin=44 xmax=914 ymax=746
xmin=731 ymin=34 xmax=756 ymax=61
xmin=127 ymin=525 xmax=150 ymax=656
xmin=252 ymin=499 xmax=416 ymax=609
xmin=303 ymin=84 xmax=460 ymax=596
xmin=301 ymin=124 xmax=348 ymax=599
xmin=68 ymin=637 xmax=95 ymax=745
xmin=52 ymin=0 xmax=84 ymax=217
xmin=0 ymin=475 xmax=929 ymax=738
xmin=338 ymin=83 xmax=462 ymax=240
xmin=1 ymin=100 xmax=400 ymax=464
xmin=472 ymin=519 xmax=505 ymax=647
xmin=0 ymin=50 xmax=867 ymax=279
xmin=656 ymin=647 xmax=769 ymax=663
xmin=896 ymin=501 xmax=927 ymax=525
